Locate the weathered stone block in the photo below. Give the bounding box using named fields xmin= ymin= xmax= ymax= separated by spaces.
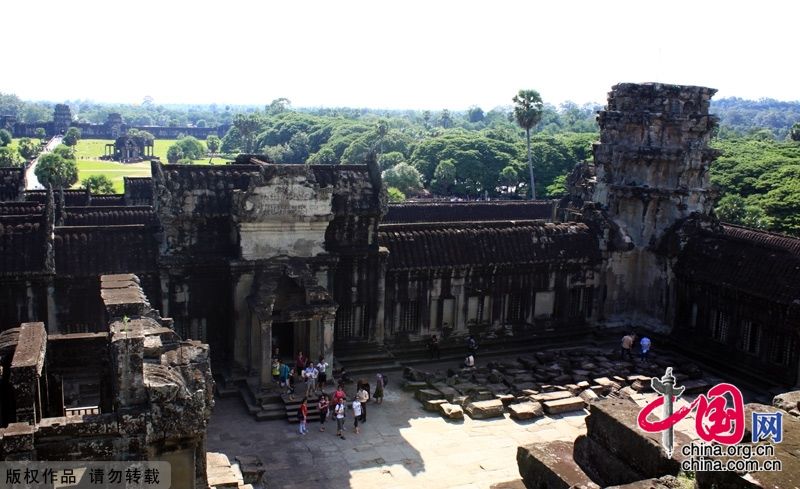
xmin=403 ymin=381 xmax=428 ymax=392
xmin=465 ymin=399 xmax=505 ymax=419
xmin=438 ymin=402 xmax=464 ymax=420
xmin=415 ymin=388 xmax=442 ymax=402
xmin=579 ymin=389 xmax=599 ymax=403
xmin=508 ymin=402 xmax=544 ymax=420
xmin=517 ymin=441 xmax=599 ymax=489
xmin=573 ymin=434 xmax=643 ymax=487
xmin=772 ymin=390 xmax=800 ymax=412
xmin=543 ymin=396 xmax=586 ymax=415
xmin=585 ymin=399 xmax=684 ymax=479
xmin=530 ymin=391 xmax=572 ymax=403
xmin=424 ymin=399 xmax=448 ymax=412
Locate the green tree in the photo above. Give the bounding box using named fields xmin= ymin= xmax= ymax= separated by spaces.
xmin=513 ymin=89 xmax=544 ymax=199
xmin=233 ymin=113 xmax=263 ymax=153
xmin=791 ymin=122 xmax=800 ymax=142
xmin=0 ymin=129 xmax=11 ymax=147
xmin=467 ymin=106 xmax=485 ymax=123
xmin=440 ymin=109 xmax=453 ymax=129
xmin=382 ymin=162 xmax=423 ymax=194
xmin=387 ymin=187 xmax=406 ymax=202
xmin=17 ymin=138 xmax=39 ymax=160
xmin=267 ymin=98 xmax=291 ymax=115
xmin=207 ymin=135 xmax=221 ymax=154
xmin=499 ymin=166 xmax=520 ymax=195
xmin=52 ymin=144 xmax=75 ymax=160
xmin=62 ymin=127 xmax=81 ymax=148
xmin=0 ymin=147 xmax=23 ymax=167
xmin=166 ymin=145 xmax=184 ymax=163
xmin=35 ymin=153 xmax=78 ymax=188
xmin=431 ymin=159 xmax=457 ymax=195
xmin=82 ymin=175 xmax=115 ymax=194
xmin=378 ymin=151 xmax=405 ymax=170
xmin=545 ymin=174 xmax=568 ymax=198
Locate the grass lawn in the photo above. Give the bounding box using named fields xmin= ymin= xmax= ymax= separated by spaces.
xmin=74 ymin=160 xmax=151 ymax=193
xmin=73 ymin=139 xmax=229 ymax=192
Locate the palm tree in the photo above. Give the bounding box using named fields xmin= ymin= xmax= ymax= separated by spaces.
xmin=513 ymin=89 xmax=544 ymax=199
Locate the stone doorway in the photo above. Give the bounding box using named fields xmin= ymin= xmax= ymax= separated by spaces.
xmin=272 ymin=321 xmax=310 ymax=365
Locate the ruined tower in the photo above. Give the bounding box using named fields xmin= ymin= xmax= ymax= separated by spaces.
xmin=593 ymin=83 xmax=720 ymax=327
xmin=52 ymin=104 xmax=73 ymax=135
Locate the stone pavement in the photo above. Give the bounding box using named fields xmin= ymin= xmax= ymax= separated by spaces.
xmin=207 ymin=377 xmax=588 ymax=489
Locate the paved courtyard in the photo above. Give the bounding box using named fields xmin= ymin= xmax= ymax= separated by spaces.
xmin=207 ymin=377 xmax=588 ymax=489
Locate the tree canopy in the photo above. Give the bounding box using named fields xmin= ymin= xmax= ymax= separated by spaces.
xmin=82 ymin=175 xmax=115 ymax=194
xmin=35 ymin=152 xmax=78 ymax=189
xmin=513 ymin=89 xmax=544 ymax=199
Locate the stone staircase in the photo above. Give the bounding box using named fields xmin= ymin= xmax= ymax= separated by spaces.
xmin=282 ymin=392 xmax=321 ymax=424
xmin=389 ymin=325 xmax=596 ymax=365
xmin=333 ymin=340 xmax=403 ymax=378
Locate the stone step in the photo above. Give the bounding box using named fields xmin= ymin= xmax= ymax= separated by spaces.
xmin=517 ymin=441 xmax=599 ymax=489
xmin=465 ymin=399 xmax=505 ymax=419
xmin=543 ymin=396 xmax=587 ymax=415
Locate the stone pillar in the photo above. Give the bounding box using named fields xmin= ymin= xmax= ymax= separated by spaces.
xmin=46 ymin=281 xmax=57 ymax=334
xmin=374 ymin=256 xmax=387 ymax=344
xmin=10 ymin=323 xmax=47 ymax=424
xmin=259 ymin=320 xmax=272 ymax=389
xmin=321 ymin=315 xmax=335 ymax=377
xmin=452 ymin=275 xmax=466 ymax=333
xmin=231 ymin=271 xmax=254 ymax=370
xmin=159 ymin=271 xmax=170 ymax=318
xmin=308 ymin=318 xmax=321 ymax=362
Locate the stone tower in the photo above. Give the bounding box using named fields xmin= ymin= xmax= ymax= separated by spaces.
xmin=592 ymin=83 xmax=719 ymax=328
xmin=53 ymin=104 xmax=73 ymax=135
xmin=593 ymin=83 xmax=719 ymax=248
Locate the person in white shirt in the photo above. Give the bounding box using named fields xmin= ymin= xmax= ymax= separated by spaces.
xmin=464 ymin=354 xmax=475 ymax=368
xmin=303 ymin=363 xmax=318 ymax=397
xmin=335 ymin=398 xmax=346 ymax=439
xmin=352 ymin=397 xmax=363 ymax=434
xmin=316 ymin=356 xmax=329 ymax=391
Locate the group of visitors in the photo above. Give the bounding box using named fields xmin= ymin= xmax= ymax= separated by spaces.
xmin=271 ymin=350 xmax=330 ymax=401
xmin=620 ymin=333 xmax=652 ymax=362
xmin=289 ymin=348 xmax=387 ymax=439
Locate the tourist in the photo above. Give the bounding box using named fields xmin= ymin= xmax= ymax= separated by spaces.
xmin=318 ymin=394 xmax=329 ymax=432
xmin=373 ymin=373 xmax=385 ymax=404
xmin=463 ymin=353 xmax=475 ymax=369
xmin=332 ymin=383 xmax=347 ymax=407
xmin=295 ymin=351 xmax=306 ymax=372
xmin=429 ymin=334 xmax=441 ymax=360
xmin=286 ymin=368 xmax=296 ymax=401
xmin=640 ymin=336 xmax=651 ymax=362
xmin=334 ymin=397 xmax=346 ymax=439
xmin=271 ymin=358 xmax=280 ymax=384
xmin=278 ymin=360 xmax=290 ymax=390
xmin=316 ymin=356 xmax=329 ymax=391
xmin=304 ymin=361 xmax=318 ymax=397
xmin=352 ymin=396 xmax=363 ymax=434
xmin=356 ymin=381 xmax=369 ymax=423
xmin=620 ymin=333 xmax=636 ymax=361
xmin=467 ymin=335 xmax=478 ymax=357
xmin=298 ymin=397 xmax=308 ymax=435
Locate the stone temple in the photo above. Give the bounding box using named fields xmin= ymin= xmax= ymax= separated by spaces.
xmin=0 ymin=83 xmax=798 ymax=487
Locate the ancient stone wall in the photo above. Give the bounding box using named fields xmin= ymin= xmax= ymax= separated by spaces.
xmin=590 ymin=83 xmax=720 ymax=330
xmin=0 ymin=274 xmax=215 ymax=488
xmin=0 ymin=168 xmax=25 ymax=202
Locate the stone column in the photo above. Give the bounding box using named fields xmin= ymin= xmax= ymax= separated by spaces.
xmin=231 ymin=271 xmax=254 ymax=371
xmin=374 ymin=257 xmax=387 ymax=344
xmin=46 ymin=281 xmax=57 ymax=334
xmin=259 ymin=320 xmax=272 ymax=389
xmin=308 ymin=318 xmax=321 ymax=362
xmin=321 ymin=315 xmax=335 ymax=377
xmin=159 ymin=271 xmax=170 ymax=318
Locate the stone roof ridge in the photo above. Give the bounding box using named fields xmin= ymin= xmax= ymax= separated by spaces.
xmin=379 ymin=220 xmax=585 ymax=231
xmin=720 ymin=223 xmax=800 ymax=255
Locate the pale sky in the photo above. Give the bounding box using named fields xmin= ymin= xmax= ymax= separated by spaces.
xmin=3 ymin=1 xmax=797 ymax=109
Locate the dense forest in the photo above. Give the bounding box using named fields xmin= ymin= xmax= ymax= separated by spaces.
xmin=1 ymin=92 xmax=799 ymax=235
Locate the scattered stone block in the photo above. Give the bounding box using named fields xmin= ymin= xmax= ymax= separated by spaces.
xmin=543 ymin=396 xmax=586 ymax=415
xmin=579 ymin=389 xmax=599 ymax=403
xmin=234 ymin=455 xmax=265 ymax=485
xmin=465 ymin=399 xmax=505 ymax=419
xmin=435 ymin=385 xmax=460 ymax=402
xmin=772 ymin=390 xmax=800 ymax=412
xmin=577 ymin=380 xmax=590 ymax=389
xmin=403 ymin=381 xmax=428 ymax=392
xmin=496 ymin=393 xmax=515 ymax=406
xmin=508 ymin=401 xmax=544 ymax=420
xmin=566 ymin=383 xmax=581 ymax=395
xmin=517 ymin=441 xmax=599 ymax=489
xmin=530 ymin=391 xmax=572 ymax=403
xmin=452 ymin=395 xmax=468 ymax=407
xmin=424 ymin=398 xmax=448 ymax=412
xmin=438 ymin=402 xmax=464 ymax=420
xmin=605 ymin=476 xmax=682 ymax=489
xmin=521 ymin=389 xmax=539 ymax=396
xmin=681 ymin=378 xmax=712 ymax=394
xmin=415 ymin=388 xmax=442 ymax=402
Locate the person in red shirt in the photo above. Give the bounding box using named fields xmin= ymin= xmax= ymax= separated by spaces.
xmin=298 ymin=397 xmax=309 ymax=435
